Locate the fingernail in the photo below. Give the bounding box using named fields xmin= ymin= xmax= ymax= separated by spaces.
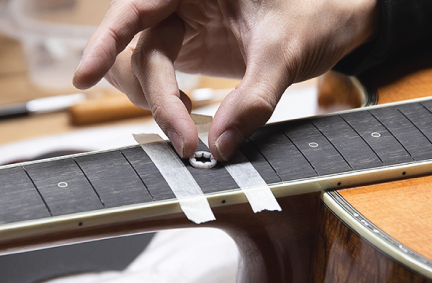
xmin=215 ymin=128 xmax=243 ymax=161
xmin=168 ymin=131 xmax=184 ymax=158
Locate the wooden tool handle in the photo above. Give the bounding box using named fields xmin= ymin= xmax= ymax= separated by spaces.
xmin=68 ymin=95 xmax=151 ymax=125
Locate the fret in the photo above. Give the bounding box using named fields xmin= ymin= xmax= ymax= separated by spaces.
xmin=239 ymin=140 xmax=281 ymax=184
xmin=249 ymin=125 xmax=317 ymax=181
xmin=0 ymin=167 xmax=50 ymax=224
xmin=280 ymin=120 xmax=352 ymax=176
xmin=121 ymin=146 xmax=175 ymax=201
xmin=312 ymin=115 xmax=383 ymax=170
xmin=420 ymin=99 xmax=432 ymax=115
xmin=181 ymin=140 xmax=238 ymax=194
xmin=74 ymin=150 xmax=154 ymax=208
xmin=369 ymin=105 xmax=432 ymax=161
xmin=23 ymin=159 xmax=103 ymax=216
xmin=398 ymin=102 xmax=432 ymax=142
xmin=340 ymin=111 xmax=413 ymax=165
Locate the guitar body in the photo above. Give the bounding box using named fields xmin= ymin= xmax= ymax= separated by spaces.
xmin=1 ymin=54 xmax=432 ymax=283
xmin=312 ymin=53 xmax=432 ymax=282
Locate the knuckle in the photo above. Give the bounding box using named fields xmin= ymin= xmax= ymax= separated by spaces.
xmin=128 ymin=94 xmax=149 ymax=109
xmin=250 ymin=91 xmax=277 ymax=118
xmin=127 ymin=2 xmax=145 ymax=30
xmin=130 ymin=48 xmax=143 ymax=70
xmin=150 ymin=100 xmax=165 ymax=121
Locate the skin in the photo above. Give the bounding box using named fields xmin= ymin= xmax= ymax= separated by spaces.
xmin=73 ymin=0 xmax=378 ymax=161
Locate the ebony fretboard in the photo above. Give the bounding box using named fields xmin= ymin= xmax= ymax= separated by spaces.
xmin=1 ymin=98 xmax=432 ymax=225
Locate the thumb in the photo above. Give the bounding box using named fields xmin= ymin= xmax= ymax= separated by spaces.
xmin=208 ymin=62 xmax=292 ymax=161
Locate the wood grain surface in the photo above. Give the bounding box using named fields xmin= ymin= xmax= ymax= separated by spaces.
xmin=312 ymin=201 xmax=432 ymax=283
xmin=374 ymin=53 xmax=432 ymax=105
xmin=317 ymin=71 xmax=365 ymax=109
xmin=339 ymin=176 xmax=432 ymax=262
xmin=23 ymin=158 xmax=103 ymax=216
xmin=0 ymin=167 xmax=50 ymax=223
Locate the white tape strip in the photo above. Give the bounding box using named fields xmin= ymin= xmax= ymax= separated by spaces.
xmin=134 ymin=134 xmax=216 ymax=224
xmin=199 ymin=135 xmax=281 ymax=212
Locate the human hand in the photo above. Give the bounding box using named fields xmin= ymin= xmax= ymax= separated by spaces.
xmin=73 ymin=0 xmax=378 ymax=161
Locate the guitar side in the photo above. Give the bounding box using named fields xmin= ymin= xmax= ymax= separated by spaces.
xmin=313 ymin=53 xmax=432 ymax=282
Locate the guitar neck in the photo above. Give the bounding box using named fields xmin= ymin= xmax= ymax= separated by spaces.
xmin=2 ymin=97 xmax=432 ymax=254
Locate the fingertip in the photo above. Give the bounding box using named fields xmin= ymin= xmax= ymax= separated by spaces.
xmin=72 ymin=71 xmax=92 ymax=90
xmin=72 ymin=59 xmax=103 ymax=90
xmin=167 ymin=128 xmax=198 ymax=159
xmin=162 ymin=100 xmax=198 ymax=159
xmin=72 ymin=60 xmax=88 ymax=89
xmin=73 ymin=29 xmax=125 ymax=90
xmin=208 ymin=83 xmax=278 ymax=162
xmin=183 ymin=131 xmax=199 ymax=158
xmin=167 ymin=131 xmax=185 ymax=157
xmin=213 ymin=127 xmax=244 ymax=162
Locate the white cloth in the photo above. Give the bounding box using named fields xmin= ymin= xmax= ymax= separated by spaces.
xmin=44 ymin=228 xmax=239 ymax=283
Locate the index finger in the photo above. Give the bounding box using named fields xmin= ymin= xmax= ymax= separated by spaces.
xmin=73 ymin=0 xmax=179 ymax=89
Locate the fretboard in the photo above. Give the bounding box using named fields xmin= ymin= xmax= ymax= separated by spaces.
xmin=1 ymin=98 xmax=432 ymax=226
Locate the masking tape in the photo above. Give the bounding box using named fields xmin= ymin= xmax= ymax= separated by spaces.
xmin=199 ymin=134 xmax=282 ymax=213
xmin=191 ymin=113 xmax=212 ymax=135
xmin=133 ymin=133 xmax=216 ymax=224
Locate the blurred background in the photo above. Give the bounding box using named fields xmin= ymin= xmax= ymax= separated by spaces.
xmin=0 ymin=0 xmax=242 ymax=150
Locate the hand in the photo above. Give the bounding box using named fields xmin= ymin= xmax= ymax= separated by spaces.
xmin=73 ymin=0 xmax=378 ymax=160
